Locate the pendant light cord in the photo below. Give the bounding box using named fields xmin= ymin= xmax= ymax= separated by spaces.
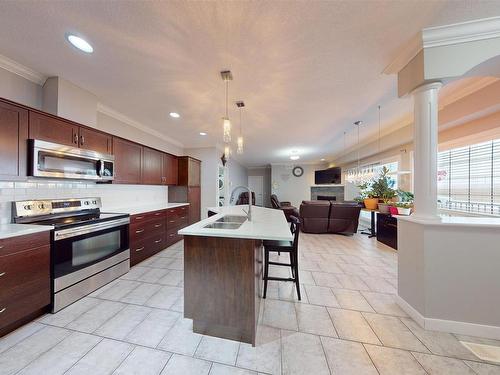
xmin=239 ymin=107 xmax=242 ymax=135
xmin=225 ymin=80 xmax=228 ymax=118
xmin=378 ymin=105 xmax=381 ymax=153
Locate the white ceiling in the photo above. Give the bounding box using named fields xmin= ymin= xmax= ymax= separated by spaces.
xmin=0 ymin=1 xmax=499 ymax=166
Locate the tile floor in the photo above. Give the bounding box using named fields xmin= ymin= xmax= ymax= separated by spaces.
xmin=1 ymin=232 xmax=500 ymax=374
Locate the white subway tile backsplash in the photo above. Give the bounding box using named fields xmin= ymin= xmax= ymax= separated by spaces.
xmin=0 ymin=180 xmax=169 ymax=223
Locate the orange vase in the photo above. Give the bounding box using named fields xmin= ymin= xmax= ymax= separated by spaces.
xmin=363 ymin=198 xmax=379 ymax=210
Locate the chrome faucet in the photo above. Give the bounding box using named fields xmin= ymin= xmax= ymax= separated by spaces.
xmin=231 ymin=185 xmax=252 ymax=221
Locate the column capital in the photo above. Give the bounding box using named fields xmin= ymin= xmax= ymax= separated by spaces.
xmin=411 ymin=81 xmax=443 ymax=95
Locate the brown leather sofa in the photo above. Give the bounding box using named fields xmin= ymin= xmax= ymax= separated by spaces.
xmin=236 ymin=192 xmax=256 ymax=205
xmin=300 ymin=200 xmax=361 ymax=235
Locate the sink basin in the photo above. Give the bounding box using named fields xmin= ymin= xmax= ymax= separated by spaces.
xmin=204 ymin=222 xmax=244 ymax=229
xmin=215 ymin=215 xmax=247 ymax=224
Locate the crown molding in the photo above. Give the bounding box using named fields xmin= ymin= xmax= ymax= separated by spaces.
xmin=422 ymin=16 xmax=500 ymax=48
xmin=0 ymin=53 xmax=47 ymax=85
xmin=97 ymin=103 xmax=184 ymax=148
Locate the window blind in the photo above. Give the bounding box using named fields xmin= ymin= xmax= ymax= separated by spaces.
xmin=437 ymin=139 xmax=500 ymax=215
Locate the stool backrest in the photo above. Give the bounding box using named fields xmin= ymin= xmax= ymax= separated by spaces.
xmin=289 ymin=215 xmax=300 ymax=251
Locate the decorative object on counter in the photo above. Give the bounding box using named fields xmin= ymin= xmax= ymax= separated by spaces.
xmin=395 ymin=202 xmax=413 ymax=215
xmin=389 ymin=205 xmax=399 ymax=215
xmin=371 ymin=166 xmax=396 ymax=214
xmin=357 ymin=181 xmax=379 ymax=210
xmin=292 ymin=166 xmax=304 ymax=177
xmin=236 ymin=100 xmax=245 ymax=154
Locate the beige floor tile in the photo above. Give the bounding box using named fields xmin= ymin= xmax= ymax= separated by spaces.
xmin=195 ymin=336 xmax=240 ymax=365
xmin=412 ymin=352 xmax=476 ymax=375
xmin=298 ymin=270 xmax=316 ymax=285
xmin=401 ymin=318 xmax=479 ymax=360
xmin=120 ymin=266 xmax=150 ymax=281
xmin=363 ymin=313 xmax=429 ymax=352
xmin=327 ymin=308 xmax=380 ymax=344
xmin=137 ymin=267 xmax=171 ymax=283
xmin=120 ymin=282 xmax=163 ymax=305
xmin=464 ymin=360 xmax=500 ymax=374
xmin=113 ymin=346 xmax=172 ymax=375
xmin=332 ymin=288 xmax=375 ymax=312
xmin=125 ymin=309 xmax=181 ymax=347
xmin=295 ymin=303 xmax=337 ymax=337
xmin=364 ymin=344 xmax=426 ymax=375
xmin=94 ymin=304 xmax=151 ymax=340
xmin=160 ymin=354 xmax=211 ymax=375
xmin=158 ymin=270 xmax=184 ymax=286
xmin=209 ymin=363 xmax=257 ymax=375
xmin=311 ymin=271 xmax=343 ymax=288
xmin=145 ymin=285 xmax=183 ymax=309
xmin=95 ymin=280 xmax=141 ymax=301
xmin=236 ymin=325 xmax=281 ymax=375
xmin=281 ymin=330 xmax=330 ymax=375
xmin=0 ymin=322 xmax=45 ymax=355
xmin=304 ymin=285 xmax=340 ymax=307
xmin=361 ymin=291 xmax=408 ymax=317
xmin=157 ymin=318 xmax=203 ymax=356
xmin=321 ymin=336 xmax=378 ymax=375
xmin=18 ymin=332 xmax=101 ymax=375
xmin=66 ymin=300 xmax=126 ymax=333
xmin=262 ymin=299 xmax=298 ymax=331
xmin=38 ymin=297 xmax=100 ymax=327
xmin=66 ymin=338 xmax=134 ymax=375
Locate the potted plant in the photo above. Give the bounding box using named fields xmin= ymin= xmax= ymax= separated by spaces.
xmin=371 ymin=167 xmax=396 ymax=214
xmin=395 ymin=202 xmax=412 ymax=215
xmin=397 ymin=189 xmax=414 ymax=203
xmin=388 ymin=203 xmax=399 ymax=215
xmin=358 ymin=182 xmax=379 ymax=210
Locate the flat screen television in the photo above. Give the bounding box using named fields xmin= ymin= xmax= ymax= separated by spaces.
xmin=315 ymin=167 xmax=341 ymax=185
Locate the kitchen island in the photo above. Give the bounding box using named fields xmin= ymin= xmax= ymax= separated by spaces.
xmin=178 ymin=205 xmax=292 ymax=345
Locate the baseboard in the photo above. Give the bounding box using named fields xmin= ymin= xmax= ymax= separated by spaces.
xmin=396 ymin=295 xmax=500 ymax=340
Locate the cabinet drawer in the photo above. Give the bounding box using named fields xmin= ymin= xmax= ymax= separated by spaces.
xmin=166 ymin=215 xmax=189 ymax=230
xmin=130 ymin=210 xmax=167 ymax=224
xmin=0 ymin=231 xmax=50 ymax=257
xmin=0 ymin=245 xmax=50 ymax=331
xmin=130 ymin=218 xmax=165 ymax=241
xmin=130 ymin=234 xmax=166 ymax=266
xmin=166 ymin=228 xmax=183 ymax=246
xmin=166 ymin=206 xmax=188 ymax=220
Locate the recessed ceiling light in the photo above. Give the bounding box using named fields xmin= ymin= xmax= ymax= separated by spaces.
xmin=321 ymin=158 xmax=325 ymax=161
xmin=66 ymin=34 xmax=93 ymax=53
xmin=290 ymin=155 xmax=300 ymax=161
xmin=199 ymin=132 xmax=207 ymax=136
xmin=169 ymin=112 xmax=180 ymax=118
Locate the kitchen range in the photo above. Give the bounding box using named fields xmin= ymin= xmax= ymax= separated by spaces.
xmin=13 ymin=197 xmax=129 ymax=312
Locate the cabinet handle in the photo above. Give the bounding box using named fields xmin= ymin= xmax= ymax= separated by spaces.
xmin=169 ymin=220 xmax=175 ymax=223
xmin=0 ymin=308 xmax=6 ymax=314
xmin=154 ymin=224 xmax=162 ymax=228
xmin=135 ymin=247 xmax=144 ymax=252
xmin=181 ymin=216 xmax=187 ymax=219
xmin=0 ymin=272 xmax=5 ymax=277
xmin=154 ymin=239 xmax=163 ymax=243
xmin=169 ymin=234 xmax=174 ymax=237
xmin=154 ymin=212 xmax=162 ymax=216
xmin=135 ymin=229 xmax=145 ymax=234
xmin=0 ymin=245 xmax=3 ymax=250
xmin=80 ymin=135 xmax=85 ymax=146
xmin=135 ymin=216 xmax=144 ymax=220
xmin=73 ymin=132 xmax=78 ymax=144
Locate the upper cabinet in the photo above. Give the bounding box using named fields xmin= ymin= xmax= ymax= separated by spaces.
xmin=29 ymin=112 xmax=112 ymax=154
xmin=163 ymin=153 xmax=178 ymax=185
xmin=29 ymin=112 xmax=78 ymax=147
xmin=0 ymin=101 xmax=28 ymax=179
xmin=142 ymin=147 xmax=163 ymax=185
xmin=78 ymin=127 xmax=112 ymax=154
xmin=178 ymin=157 xmax=201 ymax=186
xmin=113 ymin=137 xmax=142 ymax=184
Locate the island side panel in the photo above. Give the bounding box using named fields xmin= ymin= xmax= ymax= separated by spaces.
xmin=184 ymin=235 xmax=262 ymax=345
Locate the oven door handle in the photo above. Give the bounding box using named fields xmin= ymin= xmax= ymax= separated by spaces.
xmin=54 ymin=218 xmax=130 ymax=241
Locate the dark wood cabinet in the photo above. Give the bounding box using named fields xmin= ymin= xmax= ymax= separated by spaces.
xmin=163 ymin=153 xmax=178 ymax=185
xmin=142 ymin=147 xmax=163 ymax=185
xmin=78 ymin=127 xmax=112 ymax=154
xmin=29 ymin=111 xmax=79 ymax=147
xmin=113 ymin=137 xmax=142 ymax=184
xmin=178 ymin=157 xmax=201 ymax=186
xmin=188 ymin=186 xmax=201 ymax=224
xmin=376 ymin=213 xmax=398 ymax=250
xmin=0 ymin=231 xmax=50 ymax=337
xmin=0 ymin=101 xmax=28 ymax=179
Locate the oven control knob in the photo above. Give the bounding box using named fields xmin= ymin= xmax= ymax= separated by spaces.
xmin=92 ymin=200 xmax=97 ymax=204
xmin=84 ymin=201 xmax=89 ymax=205
xmin=38 ymin=204 xmax=44 ymax=209
xmin=23 ymin=205 xmax=32 ymax=210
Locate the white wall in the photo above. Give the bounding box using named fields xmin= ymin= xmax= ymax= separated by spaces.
xmin=227 ymin=158 xmax=248 ymax=194
xmin=0 ymin=67 xmax=42 ymax=109
xmin=271 ymin=163 xmax=326 ymax=208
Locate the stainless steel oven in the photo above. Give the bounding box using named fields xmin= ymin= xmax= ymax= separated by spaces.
xmin=29 ymin=139 xmax=114 ymax=181
xmin=13 ymin=198 xmax=129 ymax=312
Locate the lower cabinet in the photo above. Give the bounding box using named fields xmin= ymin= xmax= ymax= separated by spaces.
xmin=130 ymin=205 xmax=189 ymax=266
xmin=0 ymin=231 xmax=51 ymax=337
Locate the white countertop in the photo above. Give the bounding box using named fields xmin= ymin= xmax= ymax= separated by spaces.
xmin=106 ymin=202 xmax=189 ymax=215
xmin=178 ymin=205 xmax=293 ymax=241
xmin=0 ymin=224 xmax=53 ymax=240
xmin=397 ymin=214 xmax=500 ymax=228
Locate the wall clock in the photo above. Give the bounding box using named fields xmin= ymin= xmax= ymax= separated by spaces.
xmin=292 ymin=166 xmax=304 ymax=177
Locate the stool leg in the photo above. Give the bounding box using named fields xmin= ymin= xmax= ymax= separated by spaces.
xmin=294 ymin=252 xmax=301 ymax=301
xmin=290 ymin=252 xmax=295 ymax=278
xmin=263 ymin=250 xmax=269 ymax=299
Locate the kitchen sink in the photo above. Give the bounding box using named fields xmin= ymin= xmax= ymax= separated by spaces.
xmin=204 ymin=222 xmax=244 ymax=229
xmin=214 ymin=215 xmax=247 ymax=224
xmin=203 ymin=215 xmax=247 ymax=229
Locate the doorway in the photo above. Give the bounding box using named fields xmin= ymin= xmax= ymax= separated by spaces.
xmin=248 ymin=175 xmax=264 ymax=206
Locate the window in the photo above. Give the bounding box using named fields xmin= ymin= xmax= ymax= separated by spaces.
xmin=437 ymin=139 xmax=500 ymax=215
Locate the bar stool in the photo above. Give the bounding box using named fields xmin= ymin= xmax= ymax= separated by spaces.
xmin=262 ymin=215 xmax=301 ymax=300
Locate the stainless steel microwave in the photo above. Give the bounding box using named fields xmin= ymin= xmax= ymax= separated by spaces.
xmin=29 ymin=139 xmax=115 ymax=181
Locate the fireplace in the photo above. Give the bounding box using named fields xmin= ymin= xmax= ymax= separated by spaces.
xmin=317 ymin=195 xmax=336 ymax=201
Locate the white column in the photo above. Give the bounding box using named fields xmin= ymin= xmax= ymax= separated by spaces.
xmin=411 ymin=82 xmax=442 ymax=220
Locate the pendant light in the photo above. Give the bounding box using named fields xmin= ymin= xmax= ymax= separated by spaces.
xmin=236 ymin=101 xmax=245 ymax=154
xmin=221 ymin=71 xmax=233 ymax=142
